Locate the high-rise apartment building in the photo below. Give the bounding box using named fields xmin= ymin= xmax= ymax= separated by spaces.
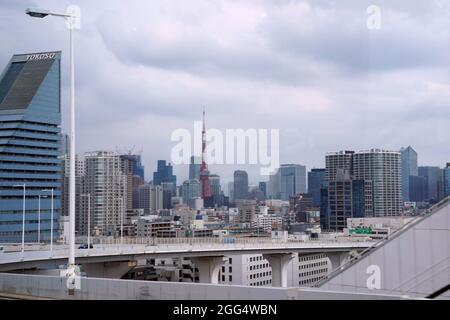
xmin=352 ymin=149 xmax=402 ymax=216
xmin=80 ymin=151 xmax=127 ymax=236
xmin=400 ymin=146 xmax=418 ymax=202
xmin=120 ymin=154 xmax=145 ymax=210
xmin=325 ymin=151 xmax=354 ymax=181
xmin=138 ymin=183 xmax=163 ymax=213
xmin=233 ymin=170 xmax=249 ymax=201
xmin=0 ymin=52 xmax=62 ymax=242
xmin=323 ymin=149 xmax=401 ymax=230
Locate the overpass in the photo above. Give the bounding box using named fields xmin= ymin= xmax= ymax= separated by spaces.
xmin=0 ymin=237 xmax=372 ymax=286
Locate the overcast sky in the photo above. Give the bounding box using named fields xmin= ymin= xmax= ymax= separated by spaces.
xmin=1 ymin=0 xmax=449 ymax=188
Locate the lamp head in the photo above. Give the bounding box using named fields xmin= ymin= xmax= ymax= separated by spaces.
xmin=25 ymin=8 xmax=50 ymax=18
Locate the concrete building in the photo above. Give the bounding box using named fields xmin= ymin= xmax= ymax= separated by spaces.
xmin=251 ymin=214 xmax=283 ymax=233
xmin=137 ymin=184 xmax=163 ymax=213
xmin=81 ymin=151 xmax=127 ymax=236
xmin=219 ymin=254 xmax=273 ymax=287
xmin=325 ymin=151 xmax=354 ymax=182
xmin=135 ymin=218 xmax=176 ymax=238
xmin=0 ymin=52 xmax=62 ymax=242
xmin=352 ymin=149 xmax=402 ymax=216
xmin=233 ymin=170 xmax=249 ymax=201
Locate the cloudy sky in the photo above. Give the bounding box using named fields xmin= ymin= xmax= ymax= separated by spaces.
xmin=1 ymin=0 xmax=449 ymax=188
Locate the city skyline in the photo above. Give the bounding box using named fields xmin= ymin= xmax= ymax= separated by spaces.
xmin=0 ymin=1 xmax=449 ymax=185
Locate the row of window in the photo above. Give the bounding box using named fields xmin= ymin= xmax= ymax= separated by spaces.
xmin=250 ymin=271 xmax=271 ymax=279
xmin=250 ymin=280 xmax=271 ymax=286
xmin=299 ymin=268 xmax=328 ymax=278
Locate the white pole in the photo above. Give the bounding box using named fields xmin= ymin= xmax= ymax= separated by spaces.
xmin=50 ymin=188 xmax=54 ymax=252
xmin=68 ymin=16 xmax=76 ymax=269
xmin=38 ymin=195 xmax=41 ymax=243
xmin=120 ymin=197 xmax=123 ymax=245
xmin=87 ymin=194 xmax=90 ymax=251
xmin=21 ymin=184 xmax=26 ymax=253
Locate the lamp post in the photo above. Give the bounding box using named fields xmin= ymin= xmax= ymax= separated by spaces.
xmin=26 ymin=7 xmax=78 ymax=272
xmin=38 ymin=195 xmax=41 ymax=244
xmin=42 ymin=189 xmax=54 ymax=252
xmin=81 ymin=193 xmax=91 ymax=251
xmin=13 ymin=184 xmax=26 ymax=253
xmin=119 ymin=197 xmax=124 ymax=245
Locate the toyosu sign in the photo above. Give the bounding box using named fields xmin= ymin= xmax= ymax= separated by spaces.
xmin=25 ymin=53 xmax=57 ymax=61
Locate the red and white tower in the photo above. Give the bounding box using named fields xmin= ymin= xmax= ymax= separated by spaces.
xmin=200 ymin=109 xmax=212 ymax=199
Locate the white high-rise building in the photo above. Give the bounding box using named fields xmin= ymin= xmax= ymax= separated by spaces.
xmin=81 ymin=151 xmax=128 ymax=236
xmin=352 ymin=149 xmax=402 ymax=216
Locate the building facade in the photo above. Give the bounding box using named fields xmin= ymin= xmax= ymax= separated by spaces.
xmin=0 ymin=52 xmax=62 ymax=242
xmin=400 ymin=146 xmax=418 ymax=202
xmin=308 ymin=168 xmax=327 ymax=207
xmin=80 ymin=151 xmax=127 ymax=236
xmin=233 ymin=170 xmax=249 ymax=201
xmin=352 ymin=150 xmax=402 ymax=216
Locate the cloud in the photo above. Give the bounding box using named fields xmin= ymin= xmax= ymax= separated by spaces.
xmin=0 ymin=0 xmax=449 ymax=185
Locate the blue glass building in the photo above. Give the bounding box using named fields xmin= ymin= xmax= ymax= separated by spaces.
xmin=0 ymin=52 xmax=62 ymax=243
xmin=444 ymin=163 xmax=450 ymax=199
xmin=307 ymin=168 xmax=327 ymax=207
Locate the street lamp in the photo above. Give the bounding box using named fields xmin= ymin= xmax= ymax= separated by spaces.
xmin=42 ymin=189 xmax=54 ymax=252
xmin=81 ymin=193 xmax=91 ymax=251
xmin=118 ymin=197 xmax=124 ymax=245
xmin=38 ymin=195 xmax=41 ymax=244
xmin=13 ymin=184 xmax=26 ymax=253
xmin=26 ymin=7 xmax=78 ymax=273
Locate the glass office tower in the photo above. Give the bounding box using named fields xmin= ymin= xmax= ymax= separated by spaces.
xmin=0 ymin=52 xmax=62 ymax=243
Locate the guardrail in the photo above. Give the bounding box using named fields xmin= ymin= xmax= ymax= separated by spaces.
xmin=1 ymin=236 xmax=374 ymax=254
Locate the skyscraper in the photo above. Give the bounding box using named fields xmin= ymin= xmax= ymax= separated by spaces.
xmin=138 ymin=183 xmax=163 ymax=213
xmin=0 ymin=52 xmax=62 ymax=242
xmin=120 ymin=154 xmax=145 ymax=210
xmin=81 ymin=151 xmax=127 ymax=236
xmin=444 ymin=163 xmax=450 ymax=199
xmin=418 ymin=166 xmax=441 ymax=202
xmin=278 ymin=164 xmax=306 ymax=200
xmin=409 ymin=175 xmax=426 ymax=202
xmin=258 ymin=182 xmax=267 ymax=199
xmin=189 ymin=156 xmax=201 ymax=180
xmin=400 ymin=146 xmax=418 ymax=202
xmin=181 ymin=179 xmax=201 ymax=208
xmin=209 ymin=174 xmax=224 ymax=206
xmin=153 ymin=160 xmax=176 ymax=191
xmin=234 ymin=170 xmax=249 ymax=201
xmin=325 ymin=151 xmax=354 ymax=181
xmin=352 ymin=149 xmax=402 ymax=216
xmin=308 ymin=168 xmax=327 ymax=207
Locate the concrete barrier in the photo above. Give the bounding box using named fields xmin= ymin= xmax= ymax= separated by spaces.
xmin=0 ymin=272 xmax=412 ymax=300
